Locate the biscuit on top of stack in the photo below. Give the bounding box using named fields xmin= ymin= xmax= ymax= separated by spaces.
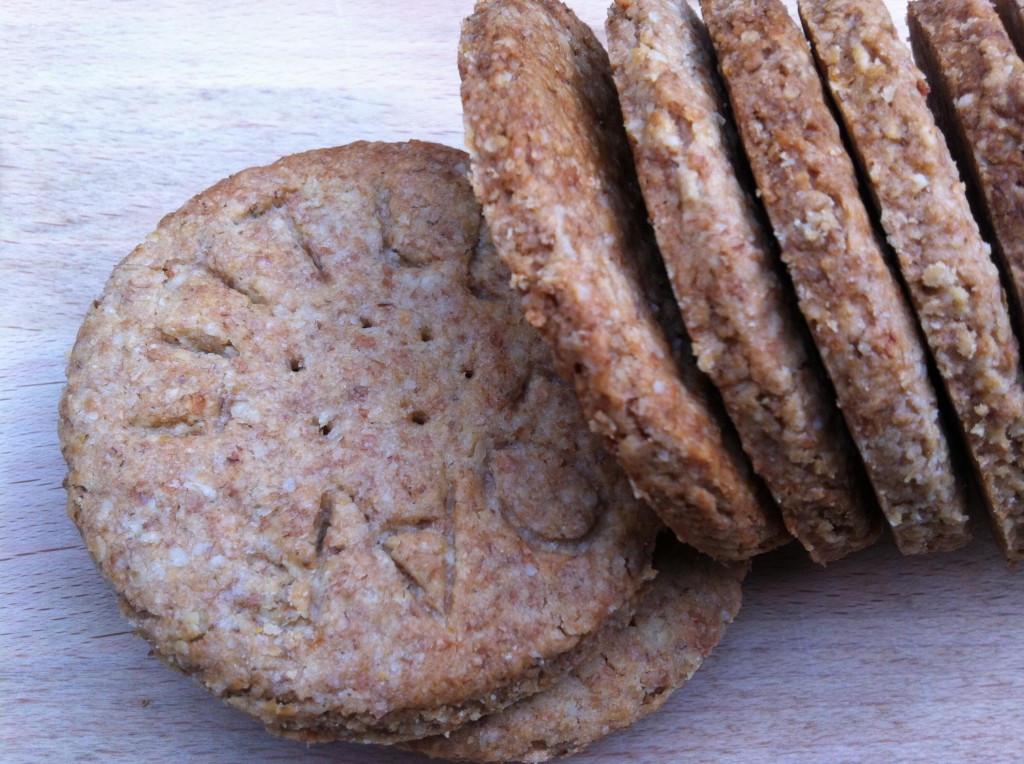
xmin=59 ymin=0 xmax=1024 ymax=761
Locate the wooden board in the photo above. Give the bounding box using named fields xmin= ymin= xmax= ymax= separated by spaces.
xmin=2 ymin=1 xmax=1022 ymax=761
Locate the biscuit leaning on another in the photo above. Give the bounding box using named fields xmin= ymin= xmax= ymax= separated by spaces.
xmin=802 ymin=0 xmax=1024 ymax=562
xmin=701 ymin=0 xmax=970 ymax=555
xmin=606 ymin=0 xmax=879 ymax=564
xmin=58 ymin=140 xmax=663 ymax=744
xmin=459 ymin=0 xmax=788 ymax=563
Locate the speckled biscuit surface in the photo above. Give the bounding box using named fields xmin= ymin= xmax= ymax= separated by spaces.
xmin=404 ymin=539 xmax=746 ymax=763
xmin=702 ymin=0 xmax=969 ymax=555
xmin=908 ymin=0 xmax=1024 ymax=443
xmin=804 ymin=0 xmax=1024 ymax=559
xmin=606 ymin=0 xmax=878 ymax=564
xmin=58 ymin=141 xmax=661 ymax=742
xmin=459 ymin=0 xmax=787 ymax=562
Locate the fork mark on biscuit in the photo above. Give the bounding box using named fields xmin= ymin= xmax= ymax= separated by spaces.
xmin=442 ymin=481 xmax=457 ymax=618
xmin=376 ymin=478 xmax=457 ymax=619
xmin=466 ymin=230 xmax=506 ymax=301
xmin=159 ymin=328 xmax=238 ymax=359
xmin=204 ymin=264 xmax=267 ymax=306
xmin=314 ymin=492 xmax=334 ymax=558
xmin=285 ymin=215 xmax=330 ymax=282
xmin=381 ymin=527 xmax=450 ymax=617
xmin=505 ymin=365 xmax=537 ymax=411
xmin=375 ymin=184 xmax=429 ymax=269
xmin=132 ymin=413 xmax=206 ymax=437
xmin=235 ymin=192 xmax=287 ymax=223
xmin=131 ymin=391 xmax=230 ymax=437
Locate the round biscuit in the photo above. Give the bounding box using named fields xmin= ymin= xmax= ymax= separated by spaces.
xmin=58 ymin=141 xmax=660 ymax=742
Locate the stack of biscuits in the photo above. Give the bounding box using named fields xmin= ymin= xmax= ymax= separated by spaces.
xmin=58 ymin=0 xmax=1024 ymax=760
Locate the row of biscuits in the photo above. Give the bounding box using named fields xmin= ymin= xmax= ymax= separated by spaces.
xmin=461 ymin=0 xmax=1024 ymax=570
xmin=58 ymin=0 xmax=1023 ymax=762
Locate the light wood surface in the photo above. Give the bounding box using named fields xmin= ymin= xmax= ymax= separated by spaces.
xmin=2 ymin=1 xmax=1022 ymax=761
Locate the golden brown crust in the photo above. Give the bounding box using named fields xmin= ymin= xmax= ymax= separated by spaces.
xmin=404 ymin=539 xmax=746 ymax=763
xmin=913 ymin=0 xmax=1024 ymax=561
xmin=458 ymin=0 xmax=787 ymax=562
xmin=607 ymin=0 xmax=879 ymax=564
xmin=702 ymin=0 xmax=969 ymax=555
xmin=58 ymin=141 xmax=661 ymax=742
xmin=805 ymin=0 xmax=1024 ymax=560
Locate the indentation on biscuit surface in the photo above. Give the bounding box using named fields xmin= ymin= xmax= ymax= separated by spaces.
xmin=409 ymin=410 xmax=429 ymax=426
xmin=487 ymin=444 xmax=601 ymax=543
xmin=203 ymin=264 xmax=266 ymax=306
xmin=159 ymin=328 xmax=238 ymax=359
xmin=314 ymin=493 xmax=335 ymax=557
xmin=374 ymin=186 xmax=418 ymax=269
xmin=285 ymin=215 xmax=330 ymax=282
xmin=382 ymin=529 xmax=449 ymax=614
xmin=236 ymin=191 xmax=287 ymax=223
xmin=466 ymin=229 xmax=508 ymax=301
xmin=375 ymin=477 xmax=456 ymax=618
xmin=132 ymin=411 xmax=206 ymax=437
xmin=130 ymin=391 xmax=226 ymax=437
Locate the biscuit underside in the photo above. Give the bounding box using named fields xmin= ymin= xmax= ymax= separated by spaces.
xmin=58 ymin=141 xmax=661 ymax=742
xmin=908 ymin=0 xmax=1024 ymax=560
xmin=607 ymin=0 xmax=878 ymax=564
xmin=702 ymin=0 xmax=969 ymax=555
xmin=403 ymin=538 xmax=746 ymax=763
xmin=459 ymin=0 xmax=787 ymax=562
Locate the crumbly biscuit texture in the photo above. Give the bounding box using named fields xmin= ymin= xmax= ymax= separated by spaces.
xmin=607 ymin=0 xmax=878 ymax=564
xmin=59 ymin=141 xmax=660 ymax=742
xmin=804 ymin=0 xmax=1024 ymax=560
xmin=908 ymin=0 xmax=1024 ymax=348
xmin=405 ymin=539 xmax=746 ymax=763
xmin=702 ymin=0 xmax=969 ymax=554
xmin=459 ymin=0 xmax=787 ymax=562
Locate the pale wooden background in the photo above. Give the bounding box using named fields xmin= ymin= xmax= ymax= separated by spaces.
xmin=3 ymin=1 xmax=1022 ymax=762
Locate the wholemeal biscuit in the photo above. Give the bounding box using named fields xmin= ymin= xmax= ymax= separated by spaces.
xmin=803 ymin=0 xmax=1024 ymax=561
xmin=909 ymin=0 xmax=1024 ymax=374
xmin=405 ymin=537 xmax=746 ymax=763
xmin=606 ymin=0 xmax=879 ymax=564
xmin=58 ymin=141 xmax=661 ymax=743
xmin=702 ymin=0 xmax=970 ymax=554
xmin=459 ymin=0 xmax=788 ymax=562
xmin=994 ymin=0 xmax=1024 ymax=58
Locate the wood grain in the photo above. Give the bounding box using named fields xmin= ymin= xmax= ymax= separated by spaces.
xmin=1 ymin=1 xmax=1021 ymax=761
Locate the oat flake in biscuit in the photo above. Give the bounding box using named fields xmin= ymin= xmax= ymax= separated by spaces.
xmin=702 ymin=0 xmax=970 ymax=554
xmin=58 ymin=141 xmax=660 ymax=743
xmin=606 ymin=0 xmax=878 ymax=564
xmin=459 ymin=0 xmax=787 ymax=562
xmin=803 ymin=0 xmax=1024 ymax=559
xmin=405 ymin=538 xmax=746 ymax=763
